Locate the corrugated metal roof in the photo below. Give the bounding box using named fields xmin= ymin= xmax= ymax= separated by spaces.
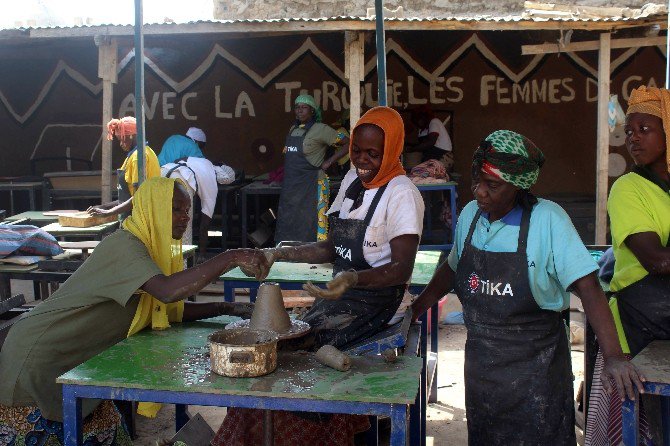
xmin=2 ymin=10 xmax=666 ymax=35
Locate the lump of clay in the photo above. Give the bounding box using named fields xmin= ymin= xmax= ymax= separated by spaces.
xmin=315 ymin=345 xmax=351 ymax=371
xmin=249 ymin=282 xmax=291 ymax=333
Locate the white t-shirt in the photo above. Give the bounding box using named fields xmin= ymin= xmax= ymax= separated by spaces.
xmin=327 ymin=170 xmax=425 ymax=268
xmin=161 ymin=157 xmax=220 ymax=218
xmin=418 ymin=118 xmax=452 ymax=152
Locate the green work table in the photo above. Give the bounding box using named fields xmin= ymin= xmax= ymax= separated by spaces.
xmin=220 ymin=250 xmax=441 ymax=302
xmin=58 ymin=316 xmax=422 ymax=445
xmin=40 ymin=221 xmax=120 ymax=240
xmin=2 ymin=211 xmax=59 ymax=226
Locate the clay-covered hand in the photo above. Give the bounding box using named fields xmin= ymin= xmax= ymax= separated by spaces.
xmin=303 ymin=270 xmax=358 ymax=300
xmin=86 ymin=205 xmax=111 ymax=216
xmin=601 ymin=355 xmax=646 ymax=401
xmin=235 ymin=249 xmax=270 ymax=281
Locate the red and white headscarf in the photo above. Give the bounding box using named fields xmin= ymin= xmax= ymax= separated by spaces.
xmin=106 ymin=116 xmax=137 ymax=141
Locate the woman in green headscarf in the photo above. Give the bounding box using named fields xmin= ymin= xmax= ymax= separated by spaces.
xmin=275 ymin=95 xmax=350 ymax=244
xmin=411 ymin=130 xmax=643 ymax=445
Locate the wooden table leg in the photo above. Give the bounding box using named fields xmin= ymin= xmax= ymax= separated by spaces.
xmin=263 ymin=409 xmax=273 ymax=446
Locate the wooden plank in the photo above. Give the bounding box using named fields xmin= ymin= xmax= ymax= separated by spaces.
xmin=345 ymin=31 xmax=364 ymax=130
xmin=631 ymin=341 xmax=670 ymax=384
xmin=522 ymin=36 xmax=667 ymax=55
xmin=58 ymin=212 xmax=117 ymax=227
xmin=98 ymin=37 xmax=118 ymax=203
xmin=595 ymin=33 xmax=611 ymax=246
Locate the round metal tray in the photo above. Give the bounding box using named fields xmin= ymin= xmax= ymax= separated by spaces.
xmin=225 ymin=319 xmax=311 ymax=340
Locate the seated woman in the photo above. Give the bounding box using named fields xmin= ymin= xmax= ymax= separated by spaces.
xmin=88 ymin=117 xmax=161 ymax=219
xmin=213 ymin=106 xmax=425 ymax=445
xmin=585 ymin=86 xmax=670 ymax=445
xmin=0 ymin=177 xmax=268 ymax=446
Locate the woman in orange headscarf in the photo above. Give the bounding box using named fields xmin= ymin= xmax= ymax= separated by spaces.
xmin=212 ymin=107 xmax=425 ymax=446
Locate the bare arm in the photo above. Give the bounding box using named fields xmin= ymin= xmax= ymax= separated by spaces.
xmin=572 ymin=273 xmax=646 ymax=400
xmin=411 ymin=259 xmax=456 ymax=321
xmin=88 ymin=197 xmax=133 ymax=217
xmin=355 ymin=234 xmax=419 ymax=288
xmin=321 ymin=136 xmax=350 ymax=170
xmin=142 ymin=249 xmax=268 ymax=304
xmin=271 ymin=237 xmax=336 ymax=265
xmin=625 ymin=232 xmax=670 ymax=275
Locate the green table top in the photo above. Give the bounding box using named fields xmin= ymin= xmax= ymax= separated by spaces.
xmin=40 ymin=221 xmax=119 ymax=235
xmin=58 ymin=316 xmax=422 ymax=405
xmin=3 ymin=211 xmax=58 ymax=223
xmin=221 ymin=250 xmax=441 ymax=286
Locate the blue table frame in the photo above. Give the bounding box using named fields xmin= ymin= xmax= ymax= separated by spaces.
xmin=416 ymin=182 xmax=457 ymax=252
xmin=622 ymin=341 xmax=670 ymax=446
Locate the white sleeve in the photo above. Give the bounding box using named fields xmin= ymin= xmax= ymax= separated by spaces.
xmin=428 ymin=118 xmax=443 ymax=135
xmin=197 ymin=170 xmax=219 ymax=218
xmin=384 ymin=185 xmax=425 ymax=240
xmin=217 ymin=165 xmax=236 ymax=184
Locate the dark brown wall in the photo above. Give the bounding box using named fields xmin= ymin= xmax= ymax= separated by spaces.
xmin=0 ymin=30 xmax=663 ymax=204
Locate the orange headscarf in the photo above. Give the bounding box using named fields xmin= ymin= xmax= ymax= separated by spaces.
xmin=107 ymin=116 xmax=137 ymax=141
xmin=627 ymin=86 xmax=670 ymax=172
xmin=351 ymin=106 xmax=406 ymax=189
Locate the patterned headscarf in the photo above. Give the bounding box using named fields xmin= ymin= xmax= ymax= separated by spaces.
xmin=627 ymin=86 xmax=670 ymax=173
xmin=295 ymin=94 xmax=322 ymax=123
xmin=107 ymin=116 xmax=137 ymax=141
xmin=472 ymin=130 xmax=545 ymax=190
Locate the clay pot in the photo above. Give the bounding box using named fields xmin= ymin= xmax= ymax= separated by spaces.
xmin=249 ymin=282 xmax=291 ymax=333
xmin=209 ymin=329 xmax=278 ymax=377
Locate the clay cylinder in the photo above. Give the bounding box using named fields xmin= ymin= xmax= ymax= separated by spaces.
xmin=249 ymin=282 xmax=291 ymax=333
xmin=315 ymin=345 xmax=351 ymax=372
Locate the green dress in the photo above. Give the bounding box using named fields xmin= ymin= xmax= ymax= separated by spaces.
xmin=0 ymin=229 xmax=162 ymax=421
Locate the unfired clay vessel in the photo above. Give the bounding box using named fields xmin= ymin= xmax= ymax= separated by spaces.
xmin=249 ymin=282 xmax=291 ymax=333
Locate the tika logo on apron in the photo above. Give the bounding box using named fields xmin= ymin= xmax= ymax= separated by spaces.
xmin=363 ymin=240 xmax=378 ymax=247
xmin=286 ymin=146 xmax=299 ymax=152
xmin=468 ymin=273 xmax=514 ymax=296
xmin=335 ymin=245 xmax=352 ymax=261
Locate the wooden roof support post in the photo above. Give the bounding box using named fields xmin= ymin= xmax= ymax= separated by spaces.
xmin=345 ymin=31 xmax=364 ymax=131
xmin=96 ymin=36 xmax=118 ymax=203
xmin=596 ymin=32 xmax=611 ymax=245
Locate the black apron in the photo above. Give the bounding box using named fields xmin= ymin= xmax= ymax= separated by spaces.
xmin=454 ymin=208 xmax=575 ymax=446
xmin=299 ymin=183 xmax=404 ymax=350
xmin=275 ymin=125 xmax=320 ymax=244
xmin=616 ymin=274 xmax=670 ymax=356
xmin=615 ymin=167 xmax=670 ymax=357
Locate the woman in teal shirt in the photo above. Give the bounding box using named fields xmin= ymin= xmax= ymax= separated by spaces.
xmin=412 ymin=130 xmax=643 ymax=446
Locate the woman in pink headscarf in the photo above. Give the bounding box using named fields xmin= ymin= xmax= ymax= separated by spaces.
xmin=87 ymin=116 xmax=161 ymax=219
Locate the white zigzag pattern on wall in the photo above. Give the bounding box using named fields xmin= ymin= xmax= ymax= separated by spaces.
xmin=1 ymin=35 xmax=659 ymax=125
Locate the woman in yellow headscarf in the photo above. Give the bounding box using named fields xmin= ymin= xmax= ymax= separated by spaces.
xmin=0 ymin=177 xmax=269 ymax=446
xmin=585 ymin=86 xmax=670 ymax=445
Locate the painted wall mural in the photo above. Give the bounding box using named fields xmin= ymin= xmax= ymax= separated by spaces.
xmin=0 ymin=31 xmax=664 ymax=201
